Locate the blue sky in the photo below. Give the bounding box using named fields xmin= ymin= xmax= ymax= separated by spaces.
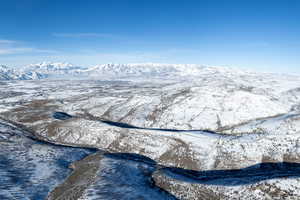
xmin=0 ymin=0 xmax=299 ymax=73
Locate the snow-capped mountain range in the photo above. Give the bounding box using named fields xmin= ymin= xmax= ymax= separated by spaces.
xmin=0 ymin=65 xmax=44 ymax=80
xmin=22 ymin=62 xmax=86 ymax=77
xmin=82 ymin=63 xmax=207 ymax=77
xmin=0 ymin=62 xmax=85 ymax=80
xmin=0 ymin=62 xmax=255 ymax=80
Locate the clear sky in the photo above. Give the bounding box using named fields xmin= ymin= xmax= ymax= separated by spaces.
xmin=0 ymin=0 xmax=299 ymax=73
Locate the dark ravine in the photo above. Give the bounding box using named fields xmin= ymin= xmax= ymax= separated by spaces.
xmin=158 ymin=162 xmax=300 ymax=186
xmin=47 ymin=152 xmax=300 ymax=200
xmin=2 ymin=113 xmax=300 ymax=199
xmin=48 ymin=152 xmax=178 ymax=200
xmin=79 ymin=111 xmax=227 ymax=135
xmin=0 ymin=118 xmax=177 ymax=200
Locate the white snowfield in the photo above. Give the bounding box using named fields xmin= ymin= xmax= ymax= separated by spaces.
xmin=1 ymin=63 xmax=300 ymax=199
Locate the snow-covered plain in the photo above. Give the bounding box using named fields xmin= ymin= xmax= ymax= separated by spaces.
xmin=1 ymin=63 xmax=300 ymax=199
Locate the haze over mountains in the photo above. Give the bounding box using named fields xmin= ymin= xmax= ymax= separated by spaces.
xmin=0 ymin=62 xmax=255 ymax=80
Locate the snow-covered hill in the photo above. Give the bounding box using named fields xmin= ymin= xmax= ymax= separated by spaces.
xmin=1 ymin=66 xmax=300 ymax=199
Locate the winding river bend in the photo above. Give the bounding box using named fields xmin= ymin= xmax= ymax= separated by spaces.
xmin=0 ymin=119 xmax=177 ymax=200
xmin=2 ymin=115 xmax=300 ymax=200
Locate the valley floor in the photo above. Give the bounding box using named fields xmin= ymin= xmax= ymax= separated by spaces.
xmin=1 ymin=73 xmax=300 ymax=199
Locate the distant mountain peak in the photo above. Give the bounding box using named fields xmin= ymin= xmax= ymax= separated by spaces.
xmin=27 ymin=62 xmax=77 ymax=69
xmin=0 ymin=62 xmax=268 ymax=81
xmin=0 ymin=65 xmax=43 ymax=80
